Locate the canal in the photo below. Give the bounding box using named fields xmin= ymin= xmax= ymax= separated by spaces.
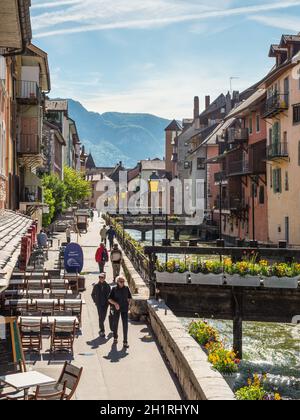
xmin=127 ymin=228 xmax=300 ymax=400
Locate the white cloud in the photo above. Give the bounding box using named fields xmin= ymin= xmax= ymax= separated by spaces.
xmin=52 ymin=60 xmax=257 ymax=119
xmin=31 ymin=0 xmax=300 ymax=38
xmin=250 ymin=14 xmax=300 ymax=32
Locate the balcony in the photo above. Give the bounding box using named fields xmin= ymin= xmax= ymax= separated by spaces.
xmin=16 ymin=80 xmax=41 ymax=105
xmin=214 ymin=198 xmax=229 ymax=210
xmin=267 ymin=142 xmax=288 ymax=160
xmin=230 ymin=196 xmax=248 ymax=212
xmin=214 ymin=171 xmax=227 ymax=183
xmin=227 ymin=159 xmax=250 ymax=177
xmin=18 ymin=134 xmax=40 ymax=155
xmin=263 ymin=93 xmax=289 ymax=118
xmin=228 ymin=128 xmax=249 ymax=144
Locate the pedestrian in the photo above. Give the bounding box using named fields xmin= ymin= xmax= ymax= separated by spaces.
xmin=108 ymin=276 xmax=132 ymax=348
xmin=92 ymin=273 xmax=111 ymax=337
xmin=110 ymin=243 xmax=123 ymax=282
xmin=95 ymin=242 xmax=109 ymax=273
xmin=106 ymin=225 xmax=116 ymax=250
xmin=66 ymin=225 xmax=71 ymax=243
xmin=37 ymin=229 xmax=48 ymax=248
xmin=90 ymin=209 xmax=94 ymax=222
xmin=100 ymin=225 xmax=108 ymax=247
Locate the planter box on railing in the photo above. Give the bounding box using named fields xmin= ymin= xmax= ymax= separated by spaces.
xmin=155 ymin=272 xmax=300 ymax=289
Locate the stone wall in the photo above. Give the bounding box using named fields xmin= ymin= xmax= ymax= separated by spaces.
xmin=148 ymin=300 xmax=235 ymax=401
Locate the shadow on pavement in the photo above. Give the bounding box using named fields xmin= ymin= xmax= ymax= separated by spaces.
xmin=103 ymin=344 xmax=129 ymax=363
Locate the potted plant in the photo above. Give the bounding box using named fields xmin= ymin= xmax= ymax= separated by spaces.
xmin=189 ymin=320 xmax=219 ymax=346
xmin=155 ymin=259 xmax=189 ymax=284
xmin=189 ymin=260 xmax=224 ymax=285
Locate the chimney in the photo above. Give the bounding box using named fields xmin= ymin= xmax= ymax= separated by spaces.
xmin=194 ymin=96 xmax=199 ymax=120
xmin=205 ymin=95 xmax=211 ymax=110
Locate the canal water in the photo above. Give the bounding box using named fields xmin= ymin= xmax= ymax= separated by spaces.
xmin=127 ymin=229 xmax=300 ymax=400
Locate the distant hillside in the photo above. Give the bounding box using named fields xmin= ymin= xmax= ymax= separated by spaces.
xmin=67 ymin=99 xmax=170 ymax=167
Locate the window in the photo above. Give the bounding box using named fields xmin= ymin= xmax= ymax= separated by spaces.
xmin=249 ymin=116 xmax=253 ymax=134
xmin=293 ymin=104 xmax=300 ymax=124
xmin=197 ymin=158 xmax=205 ymax=170
xmin=259 ymin=186 xmax=265 ymax=205
xmin=273 ymin=168 xmax=282 ymax=194
xmin=285 ymin=171 xmax=289 ymax=191
xmin=256 ymin=114 xmax=260 ymax=133
xmin=184 ymin=161 xmax=190 ymax=169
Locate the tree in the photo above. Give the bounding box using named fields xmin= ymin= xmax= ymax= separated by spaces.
xmin=63 ymin=166 xmax=91 ymax=208
xmin=42 ymin=173 xmax=66 ymax=225
xmin=42 ymin=187 xmax=55 ymax=227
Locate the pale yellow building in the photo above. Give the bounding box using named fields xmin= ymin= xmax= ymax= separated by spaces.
xmin=262 ymin=35 xmax=300 ymax=245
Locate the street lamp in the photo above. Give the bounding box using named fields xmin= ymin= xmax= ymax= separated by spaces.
xmin=149 ymin=171 xmax=160 ymax=247
xmin=120 ymin=190 xmax=127 ymax=245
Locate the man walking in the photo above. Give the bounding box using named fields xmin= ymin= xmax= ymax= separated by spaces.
xmin=110 ymin=243 xmax=123 ymax=282
xmin=100 ymin=225 xmax=108 ymax=247
xmin=108 ymin=276 xmax=132 ymax=348
xmin=95 ymin=242 xmax=109 ymax=273
xmin=92 ymin=273 xmax=111 ymax=337
xmin=106 ymin=225 xmax=116 ymax=250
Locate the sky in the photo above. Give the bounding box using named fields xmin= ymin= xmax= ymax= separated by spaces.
xmin=31 ymin=0 xmax=300 ymax=119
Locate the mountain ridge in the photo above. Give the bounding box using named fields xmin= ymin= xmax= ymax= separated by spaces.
xmin=67 ymin=99 xmax=170 ymax=167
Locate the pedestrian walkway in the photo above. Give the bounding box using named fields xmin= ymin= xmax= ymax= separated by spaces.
xmin=30 ymin=213 xmax=182 ymax=400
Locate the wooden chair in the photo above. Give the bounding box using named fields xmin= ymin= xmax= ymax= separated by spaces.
xmin=33 ymin=382 xmax=67 ymax=400
xmin=50 ymin=320 xmax=76 ymax=355
xmin=19 ymin=318 xmax=42 ymax=353
xmin=36 ymin=301 xmax=55 ymax=316
xmin=63 ymin=301 xmax=83 ymax=327
xmin=29 ymin=363 xmax=83 ymax=401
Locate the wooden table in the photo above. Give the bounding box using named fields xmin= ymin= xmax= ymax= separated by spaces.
xmin=18 ymin=316 xmax=79 ymax=327
xmin=0 ymin=371 xmax=56 ymax=399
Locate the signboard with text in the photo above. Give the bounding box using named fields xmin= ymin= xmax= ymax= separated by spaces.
xmin=64 ymin=243 xmax=84 ymax=274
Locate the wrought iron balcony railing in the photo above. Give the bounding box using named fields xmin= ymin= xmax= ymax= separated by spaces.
xmin=228 ymin=128 xmax=249 ymax=143
xmin=263 ymin=93 xmax=289 ymax=118
xmin=267 ymin=142 xmax=288 ymax=160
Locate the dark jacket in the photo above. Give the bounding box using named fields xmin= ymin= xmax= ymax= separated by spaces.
xmin=107 ymin=228 xmax=116 ymax=241
xmin=92 ymin=282 xmax=111 ymax=308
xmin=109 ymin=285 xmax=132 ymax=313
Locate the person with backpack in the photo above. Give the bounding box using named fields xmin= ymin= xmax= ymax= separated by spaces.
xmin=110 ymin=243 xmax=123 ymax=282
xmin=106 ymin=226 xmax=116 ymax=250
xmin=95 ymin=242 xmax=109 ymax=273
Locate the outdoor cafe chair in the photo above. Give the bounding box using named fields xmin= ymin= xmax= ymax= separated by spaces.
xmin=32 ymin=382 xmax=67 ymax=400
xmin=29 ymin=362 xmax=83 ymax=401
xmin=63 ymin=301 xmax=83 ymax=327
xmin=50 ymin=320 xmax=76 ymax=355
xmin=36 ymin=301 xmax=55 ymax=316
xmin=19 ymin=318 xmax=43 ymax=353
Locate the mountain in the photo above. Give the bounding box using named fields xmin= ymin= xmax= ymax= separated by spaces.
xmin=67 ymin=99 xmax=171 ymax=167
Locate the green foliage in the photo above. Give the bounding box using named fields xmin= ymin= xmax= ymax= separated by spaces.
xmin=42 ymin=187 xmax=55 ymax=227
xmin=42 ymin=167 xmax=91 ymax=227
xmin=189 ymin=320 xmax=219 ymax=346
xmin=63 ymin=166 xmax=91 ymax=208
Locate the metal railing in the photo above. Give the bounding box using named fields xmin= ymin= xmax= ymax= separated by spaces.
xmin=228 ymin=128 xmax=249 ymax=143
xmin=264 ymin=93 xmax=289 ymax=117
xmin=267 ymin=142 xmax=288 ymax=160
xmin=214 ymin=171 xmax=227 ymax=183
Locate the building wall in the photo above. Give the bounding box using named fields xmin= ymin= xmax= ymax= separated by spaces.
xmin=266 ymin=63 xmax=300 ymax=245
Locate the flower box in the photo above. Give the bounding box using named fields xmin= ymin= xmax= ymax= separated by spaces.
xmin=225 ymin=275 xmax=261 ymax=287
xmin=263 ymin=276 xmax=299 ymax=289
xmin=155 ymin=272 xmax=189 ymax=284
xmin=189 ymin=273 xmax=224 ymax=286
xmin=223 ymin=373 xmax=239 ymax=390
